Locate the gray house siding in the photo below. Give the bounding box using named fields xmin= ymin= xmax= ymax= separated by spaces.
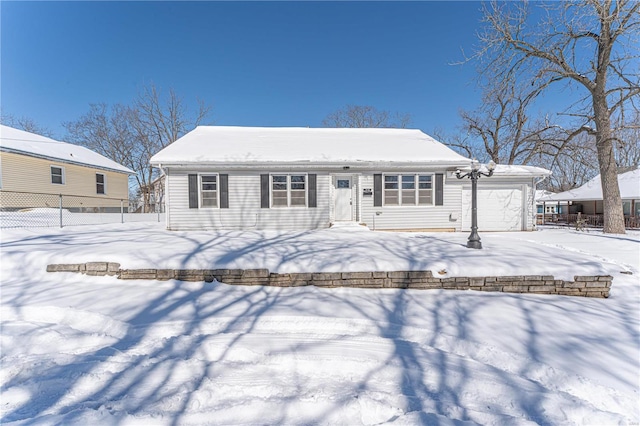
xmin=166 ymin=169 xmax=331 ymax=231
xmin=163 ymin=168 xmax=540 ymax=232
xmin=360 ymin=173 xmax=463 ymax=231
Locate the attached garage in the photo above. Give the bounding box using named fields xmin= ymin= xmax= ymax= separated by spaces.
xmin=462 ymin=185 xmax=525 ymax=231
xmin=458 ymin=165 xmax=551 ymax=232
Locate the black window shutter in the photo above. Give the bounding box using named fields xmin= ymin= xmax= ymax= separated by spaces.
xmin=188 ymin=174 xmax=199 ymax=209
xmin=435 ymin=173 xmax=444 ymax=206
xmin=220 ymin=174 xmax=229 ymax=208
xmin=308 ymin=174 xmax=317 ymax=208
xmin=373 ymin=174 xmax=382 ymax=207
xmin=260 ymin=174 xmax=269 ymax=208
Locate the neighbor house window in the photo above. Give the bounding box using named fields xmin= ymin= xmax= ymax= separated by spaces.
xmin=51 ymin=166 xmax=64 ymax=185
xmin=200 ymin=175 xmax=218 ymax=208
xmin=96 ymin=173 xmax=106 ymax=194
xmin=271 ymin=174 xmax=306 ymax=207
xmin=384 ymin=174 xmax=432 ymax=206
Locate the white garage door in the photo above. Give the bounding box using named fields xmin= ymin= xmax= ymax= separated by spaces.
xmin=463 ymin=187 xmax=523 ymax=231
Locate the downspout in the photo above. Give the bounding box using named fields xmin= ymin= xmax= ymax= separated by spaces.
xmin=158 ymin=164 xmax=168 ymax=229
xmin=533 ymin=175 xmax=548 ymax=230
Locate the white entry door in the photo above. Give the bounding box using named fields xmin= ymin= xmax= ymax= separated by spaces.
xmin=334 ymin=177 xmax=353 ymax=221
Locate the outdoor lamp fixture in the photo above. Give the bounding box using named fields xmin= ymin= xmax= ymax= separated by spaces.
xmin=455 ymin=159 xmax=496 ymax=249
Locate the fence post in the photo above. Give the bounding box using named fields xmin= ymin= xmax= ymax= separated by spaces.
xmin=59 ymin=194 xmax=63 ymax=228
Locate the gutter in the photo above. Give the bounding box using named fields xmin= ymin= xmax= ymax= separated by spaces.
xmin=148 ymin=160 xmax=472 ymax=171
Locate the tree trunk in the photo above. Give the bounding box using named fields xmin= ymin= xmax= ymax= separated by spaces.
xmin=593 ymin=90 xmax=626 ymax=234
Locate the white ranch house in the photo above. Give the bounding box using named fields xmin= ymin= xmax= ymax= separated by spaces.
xmin=150 ymin=126 xmax=550 ymax=232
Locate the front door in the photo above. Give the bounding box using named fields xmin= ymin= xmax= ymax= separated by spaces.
xmin=334 ymin=177 xmax=353 ymax=221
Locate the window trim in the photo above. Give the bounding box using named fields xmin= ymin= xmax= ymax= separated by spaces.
xmin=50 ymin=165 xmax=65 ymax=185
xmin=382 ymin=173 xmax=434 ymax=207
xmin=96 ymin=172 xmax=106 ymax=194
xmin=198 ymin=173 xmax=220 ymax=209
xmin=270 ymin=173 xmax=308 ymax=208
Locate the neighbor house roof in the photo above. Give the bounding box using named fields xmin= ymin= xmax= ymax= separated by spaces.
xmin=539 ymin=167 xmax=640 ymax=202
xmin=150 ymin=126 xmax=472 ymax=167
xmin=0 ymin=125 xmax=134 ymax=174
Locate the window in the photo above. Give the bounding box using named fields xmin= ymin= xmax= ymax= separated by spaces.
xmin=337 ymin=179 xmax=350 ymax=189
xmin=96 ymin=173 xmax=106 ymax=194
xmin=200 ymin=175 xmax=218 ymax=208
xmin=271 ymin=174 xmax=306 ymax=207
xmin=384 ymin=174 xmax=433 ymax=206
xmin=384 ymin=175 xmax=399 ymax=205
xmin=418 ymin=175 xmax=432 ymax=205
xmin=51 ymin=166 xmax=64 ymax=184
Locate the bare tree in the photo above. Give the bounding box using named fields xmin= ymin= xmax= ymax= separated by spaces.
xmin=129 ymin=85 xmax=211 ymax=211
xmin=322 ymin=105 xmax=412 ymax=128
xmin=614 ymin=110 xmax=640 ymax=168
xmin=64 ymin=84 xmax=212 ymax=212
xmin=457 ymin=76 xmax=563 ymax=165
xmin=0 ymin=113 xmax=56 ymax=138
xmin=475 ymin=0 xmax=640 ymax=233
xmin=64 ymin=103 xmax=137 ymax=167
xmin=431 ymin=127 xmax=479 ymax=160
xmin=535 ymin=132 xmax=599 ymax=192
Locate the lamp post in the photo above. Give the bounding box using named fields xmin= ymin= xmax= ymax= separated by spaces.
xmin=456 ymin=159 xmax=496 ymax=249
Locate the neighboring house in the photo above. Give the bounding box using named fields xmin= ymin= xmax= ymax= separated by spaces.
xmin=535 ymin=190 xmax=567 ymax=215
xmin=539 ymin=167 xmax=640 ymax=218
xmin=134 ymin=174 xmax=165 ymax=213
xmin=150 ymin=126 xmax=550 ymax=232
xmin=0 ymin=125 xmax=134 ymax=212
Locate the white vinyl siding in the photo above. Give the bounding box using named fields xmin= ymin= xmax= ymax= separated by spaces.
xmin=363 ymin=173 xmax=461 ymax=231
xmin=162 ymin=169 xmax=538 ymax=232
xmin=165 ymin=170 xmax=329 ymax=231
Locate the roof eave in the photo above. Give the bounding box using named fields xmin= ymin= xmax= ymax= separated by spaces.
xmin=150 ymin=160 xmax=472 ymax=170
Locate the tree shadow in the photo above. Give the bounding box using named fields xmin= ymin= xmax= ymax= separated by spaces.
xmin=1 ymin=225 xmax=638 ymax=424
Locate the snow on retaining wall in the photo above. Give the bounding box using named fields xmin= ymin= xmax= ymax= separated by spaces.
xmin=46 ymin=263 xmax=612 ymax=298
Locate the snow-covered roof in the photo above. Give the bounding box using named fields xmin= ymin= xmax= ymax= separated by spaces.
xmin=539 ymin=167 xmax=640 ymax=202
xmin=535 ymin=189 xmax=555 ymax=202
xmin=150 ymin=126 xmax=471 ymax=167
xmin=492 ymin=164 xmax=551 ymax=177
xmin=456 ymin=164 xmax=551 ymax=178
xmin=0 ymin=125 xmax=134 ymax=174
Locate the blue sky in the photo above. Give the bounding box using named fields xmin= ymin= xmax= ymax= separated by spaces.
xmin=3 ymin=1 xmax=489 ymax=138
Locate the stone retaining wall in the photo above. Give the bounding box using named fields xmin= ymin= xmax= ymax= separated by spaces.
xmin=46 ymin=262 xmax=612 ymax=298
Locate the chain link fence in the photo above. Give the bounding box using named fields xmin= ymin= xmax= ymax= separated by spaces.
xmin=0 ymin=191 xmax=164 ymax=228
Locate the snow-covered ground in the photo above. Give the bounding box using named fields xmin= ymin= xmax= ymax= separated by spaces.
xmin=1 ymin=223 xmax=638 ymax=425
